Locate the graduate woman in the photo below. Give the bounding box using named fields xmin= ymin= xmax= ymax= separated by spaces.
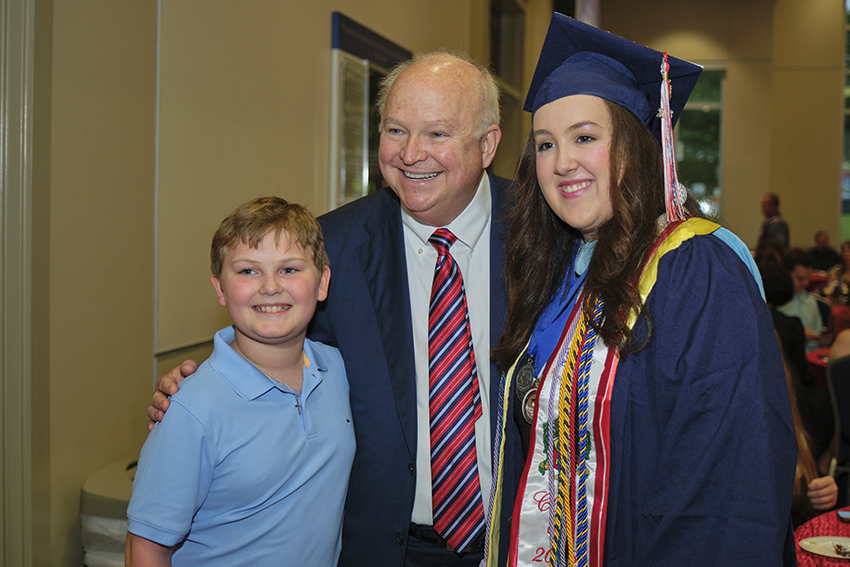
xmin=484 ymin=15 xmax=797 ymax=567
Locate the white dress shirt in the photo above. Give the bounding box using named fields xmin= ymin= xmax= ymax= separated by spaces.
xmin=401 ymin=173 xmax=493 ymax=525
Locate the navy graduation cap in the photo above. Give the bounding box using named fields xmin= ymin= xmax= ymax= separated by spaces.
xmin=525 ymin=13 xmax=702 ymax=146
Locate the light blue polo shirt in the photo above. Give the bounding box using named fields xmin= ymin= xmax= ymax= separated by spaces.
xmin=127 ymin=326 xmax=356 ymax=566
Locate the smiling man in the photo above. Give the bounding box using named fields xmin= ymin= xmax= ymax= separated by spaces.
xmin=149 ymin=52 xmax=520 ymax=567
xmin=377 ymin=55 xmax=501 ymax=227
xmin=310 ymin=53 xmax=516 ymax=567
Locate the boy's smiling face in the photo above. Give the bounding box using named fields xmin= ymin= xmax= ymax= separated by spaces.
xmin=789 ymin=264 xmax=812 ymax=295
xmin=211 ymin=230 xmax=330 ymax=351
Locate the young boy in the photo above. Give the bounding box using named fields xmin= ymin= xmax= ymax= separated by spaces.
xmin=125 ymin=197 xmax=355 ymax=567
xmin=778 ymin=248 xmax=826 ymax=351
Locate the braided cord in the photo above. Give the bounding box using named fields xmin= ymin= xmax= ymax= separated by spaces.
xmin=550 ymin=307 xmax=591 ymax=567
xmin=483 ymin=364 xmax=510 ymax=565
xmin=574 ymin=297 xmax=604 ymax=567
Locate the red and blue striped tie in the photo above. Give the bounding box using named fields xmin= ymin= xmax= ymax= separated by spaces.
xmin=428 ymin=228 xmax=485 ymax=553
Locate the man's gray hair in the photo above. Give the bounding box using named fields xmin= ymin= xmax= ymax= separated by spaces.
xmin=375 ymin=51 xmax=501 ymax=138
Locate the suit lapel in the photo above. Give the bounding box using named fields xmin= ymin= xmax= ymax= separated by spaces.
xmin=355 ymin=176 xmax=515 ymax=458
xmin=357 ymin=199 xmax=418 ymax=454
xmin=488 ymin=172 xmax=512 ymax=434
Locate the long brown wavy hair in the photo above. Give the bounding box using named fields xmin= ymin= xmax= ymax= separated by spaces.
xmin=493 ymin=99 xmax=704 ymax=371
xmin=780 ymin=336 xmax=819 ymax=519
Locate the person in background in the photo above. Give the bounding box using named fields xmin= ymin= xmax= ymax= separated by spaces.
xmin=824 ymin=241 xmax=850 ymax=335
xmin=784 ymin=349 xmax=839 ymax=528
xmin=831 ymin=327 xmax=850 ymax=360
xmin=760 ymin=261 xmax=833 ymax=468
xmin=126 ymin=197 xmax=354 ymax=567
xmin=754 ymin=237 xmax=785 ymax=267
xmin=810 ymin=230 xmax=842 ymax=272
xmin=757 ymin=192 xmax=790 ymax=252
xmin=779 ymin=248 xmax=827 ymax=351
xmin=148 ymin=52 xmax=518 ymax=567
xmin=825 ymin=241 xmax=850 ymax=306
xmin=761 ymin=262 xmax=811 ymax=387
xmin=485 ymin=14 xmax=795 ymax=567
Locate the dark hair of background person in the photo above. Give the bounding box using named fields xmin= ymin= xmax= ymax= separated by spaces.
xmin=760 ymin=261 xmax=794 ymax=308
xmin=782 ymin=343 xmax=821 ymax=525
xmin=765 ymin=192 xmax=780 ymax=210
xmin=782 ymin=248 xmax=814 ymax=273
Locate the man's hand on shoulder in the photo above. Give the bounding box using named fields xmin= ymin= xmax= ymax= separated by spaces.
xmin=146 ymin=360 xmax=198 ymax=432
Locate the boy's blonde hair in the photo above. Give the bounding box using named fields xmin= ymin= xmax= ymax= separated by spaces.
xmin=211 ymin=197 xmax=329 ymax=279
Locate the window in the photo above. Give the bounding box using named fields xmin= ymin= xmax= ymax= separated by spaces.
xmin=676 ymin=69 xmax=724 ymax=219
xmin=488 ymin=0 xmax=526 ymax=179
xmin=329 ymin=13 xmax=410 ymax=208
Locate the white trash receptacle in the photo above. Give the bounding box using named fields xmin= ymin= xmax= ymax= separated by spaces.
xmin=80 ymin=457 xmax=136 ymax=567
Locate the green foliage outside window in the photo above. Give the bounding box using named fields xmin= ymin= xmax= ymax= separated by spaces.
xmin=676 ymin=70 xmax=723 ymax=220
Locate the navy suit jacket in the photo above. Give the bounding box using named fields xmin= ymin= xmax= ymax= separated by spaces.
xmin=309 ymin=173 xmax=514 ymax=567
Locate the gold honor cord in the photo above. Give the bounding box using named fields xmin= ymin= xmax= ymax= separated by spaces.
xmin=550 ymin=295 xmax=604 ymax=567
xmin=551 ymin=305 xmax=590 ymax=567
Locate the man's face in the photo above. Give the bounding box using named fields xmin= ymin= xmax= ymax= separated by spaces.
xmin=378 ymin=58 xmax=500 ymax=227
xmin=816 ymin=234 xmax=829 ymax=250
xmin=790 ymin=264 xmax=812 ymax=295
xmin=761 ymin=195 xmax=776 ymax=218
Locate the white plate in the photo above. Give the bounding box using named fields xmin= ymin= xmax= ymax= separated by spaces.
xmin=800 ymin=536 xmax=850 ymax=559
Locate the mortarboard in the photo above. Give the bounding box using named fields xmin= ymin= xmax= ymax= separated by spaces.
xmin=525 ymin=14 xmax=702 ymax=140
xmin=525 ymin=14 xmax=703 ymax=221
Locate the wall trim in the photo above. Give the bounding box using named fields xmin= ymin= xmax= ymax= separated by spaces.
xmin=1 ymin=0 xmax=35 ymax=564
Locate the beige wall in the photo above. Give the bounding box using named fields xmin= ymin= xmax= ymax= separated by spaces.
xmin=155 ymin=1 xmax=478 ymax=353
xmin=602 ymin=0 xmax=845 ymax=249
xmin=32 ymin=1 xmax=542 ymax=565
xmin=35 ymin=1 xmax=158 ymax=566
xmin=770 ymin=0 xmax=844 ymax=250
xmin=154 ymin=0 xmax=552 ymax=354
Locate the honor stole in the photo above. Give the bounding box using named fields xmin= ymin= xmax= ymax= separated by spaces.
xmin=485 ymin=218 xmax=721 ymax=567
xmin=507 ymin=294 xmax=616 ymax=567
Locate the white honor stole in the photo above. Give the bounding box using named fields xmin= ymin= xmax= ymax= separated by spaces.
xmin=510 ymin=299 xmax=617 ymax=567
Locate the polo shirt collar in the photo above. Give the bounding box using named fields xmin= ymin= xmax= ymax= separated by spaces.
xmin=209 ymin=326 xmax=327 ymax=401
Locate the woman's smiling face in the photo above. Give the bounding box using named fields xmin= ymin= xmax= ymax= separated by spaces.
xmin=533 ymin=94 xmax=614 ymax=240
